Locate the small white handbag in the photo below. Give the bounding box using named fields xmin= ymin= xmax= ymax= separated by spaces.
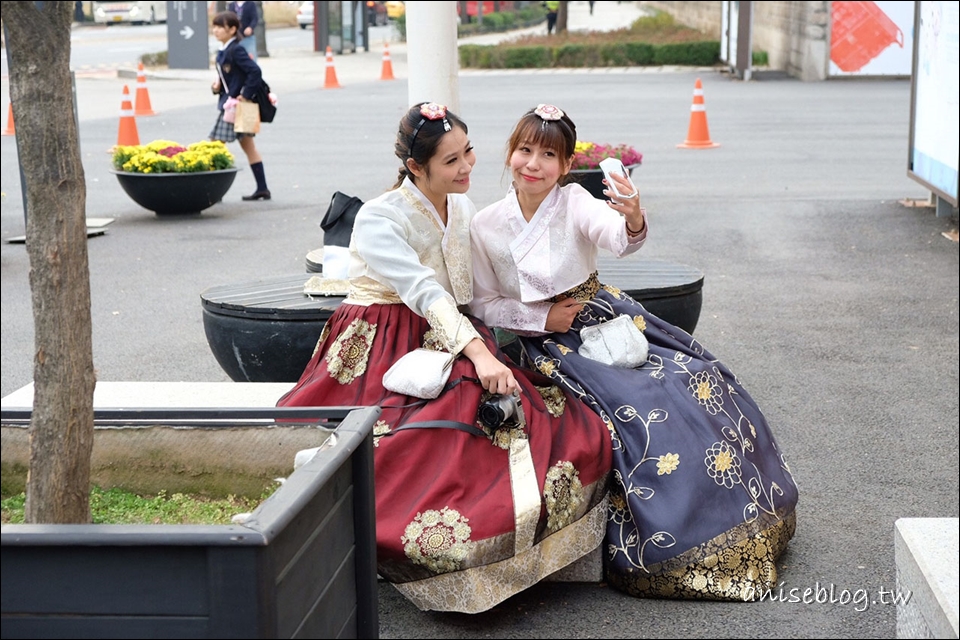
xmin=382 ymin=348 xmax=455 ymax=399
xmin=382 ymin=316 xmax=463 ymax=399
xmin=578 ymin=314 xmax=649 ymax=368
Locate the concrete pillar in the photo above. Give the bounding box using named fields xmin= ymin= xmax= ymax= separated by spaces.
xmin=405 ymin=2 xmax=460 ymax=114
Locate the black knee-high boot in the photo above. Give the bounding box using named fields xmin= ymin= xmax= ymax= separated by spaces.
xmin=243 ymin=162 xmax=271 ymax=200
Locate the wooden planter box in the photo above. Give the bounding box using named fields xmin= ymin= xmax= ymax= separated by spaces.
xmin=1 ymin=406 xmax=381 ymax=639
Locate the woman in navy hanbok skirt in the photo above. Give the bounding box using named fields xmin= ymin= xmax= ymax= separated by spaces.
xmin=470 ymin=104 xmax=798 ymax=601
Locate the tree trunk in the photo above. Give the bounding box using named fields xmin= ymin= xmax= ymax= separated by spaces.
xmin=558 ymin=1 xmax=568 ymax=34
xmin=459 ymin=1 xmax=470 ymax=23
xmin=4 ymin=2 xmax=96 ymax=524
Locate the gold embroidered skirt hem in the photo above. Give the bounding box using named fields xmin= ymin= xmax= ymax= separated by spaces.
xmin=605 ymin=510 xmax=797 ymax=602
xmin=391 ymin=495 xmax=608 ymax=614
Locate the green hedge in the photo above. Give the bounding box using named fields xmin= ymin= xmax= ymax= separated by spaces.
xmin=459 ymin=40 xmax=720 ymax=69
xmin=652 ymin=41 xmax=720 ymax=66
xmin=504 ymin=46 xmax=552 ymax=69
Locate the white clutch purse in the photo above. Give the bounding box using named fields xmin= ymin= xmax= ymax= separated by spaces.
xmin=382 ymin=316 xmax=464 ymax=400
xmin=578 ymin=314 xmax=649 ymax=368
xmin=382 ymin=348 xmax=455 ymax=399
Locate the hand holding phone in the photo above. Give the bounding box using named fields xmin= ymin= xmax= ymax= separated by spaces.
xmin=599 ymin=157 xmax=638 ymax=200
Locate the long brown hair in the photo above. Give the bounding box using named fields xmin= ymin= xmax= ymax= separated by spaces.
xmin=392 ymin=102 xmax=468 ymax=189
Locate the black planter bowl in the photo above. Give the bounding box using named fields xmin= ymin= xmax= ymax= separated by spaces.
xmin=569 ymin=164 xmax=640 ymax=200
xmin=112 ymin=168 xmax=239 ymax=215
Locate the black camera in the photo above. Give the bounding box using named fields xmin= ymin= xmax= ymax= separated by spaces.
xmin=478 ymin=393 xmax=521 ymax=430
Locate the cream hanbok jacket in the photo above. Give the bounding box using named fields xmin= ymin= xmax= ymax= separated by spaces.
xmin=344 ymin=177 xmax=481 ymax=353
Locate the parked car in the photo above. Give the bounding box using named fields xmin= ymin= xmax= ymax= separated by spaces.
xmin=297 ymin=1 xmax=313 ymax=29
xmin=367 ymin=1 xmax=388 ymax=26
xmin=385 ymin=1 xmax=405 ymax=20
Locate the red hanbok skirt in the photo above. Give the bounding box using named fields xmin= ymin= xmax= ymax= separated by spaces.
xmin=277 ymin=301 xmax=612 ymax=613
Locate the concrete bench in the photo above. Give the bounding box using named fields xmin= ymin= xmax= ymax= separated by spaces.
xmin=201 ymin=257 xmax=704 ymax=383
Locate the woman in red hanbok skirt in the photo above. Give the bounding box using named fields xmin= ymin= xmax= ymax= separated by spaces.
xmin=277 ymin=103 xmax=612 ymax=614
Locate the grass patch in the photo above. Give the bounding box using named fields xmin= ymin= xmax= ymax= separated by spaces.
xmin=1 ymin=482 xmax=282 ymax=525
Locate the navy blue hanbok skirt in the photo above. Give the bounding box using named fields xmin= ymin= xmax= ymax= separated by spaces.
xmin=511 ymin=273 xmax=798 ymax=601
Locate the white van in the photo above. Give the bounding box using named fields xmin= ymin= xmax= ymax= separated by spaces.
xmin=92 ymin=1 xmax=168 ymax=25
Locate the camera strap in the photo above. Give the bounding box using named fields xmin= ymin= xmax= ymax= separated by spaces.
xmin=390 ymin=420 xmax=487 ymax=438
xmin=378 ymin=375 xmax=483 ymax=411
xmin=378 ymin=375 xmax=492 ymax=438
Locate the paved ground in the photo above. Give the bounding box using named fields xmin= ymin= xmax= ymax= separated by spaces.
xmin=2 ymin=2 xmax=958 ymax=638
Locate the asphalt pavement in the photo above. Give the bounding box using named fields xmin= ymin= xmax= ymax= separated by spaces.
xmin=1 ymin=2 xmax=958 ymax=638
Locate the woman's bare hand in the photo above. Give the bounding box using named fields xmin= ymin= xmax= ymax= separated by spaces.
xmin=604 ymin=174 xmax=644 ymax=232
xmin=545 ymin=298 xmax=583 ymax=333
xmin=462 ymin=339 xmax=518 ymax=395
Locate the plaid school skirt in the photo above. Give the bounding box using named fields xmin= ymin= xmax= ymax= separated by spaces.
xmin=209 ymin=111 xmax=254 ymax=143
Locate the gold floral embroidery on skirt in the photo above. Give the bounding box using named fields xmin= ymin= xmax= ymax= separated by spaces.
xmin=705 ymin=441 xmax=741 ymax=488
xmin=485 ymin=423 xmax=526 ymax=450
xmin=372 ymin=419 xmax=392 ymax=447
xmin=401 ymin=507 xmax=475 ymax=574
xmin=535 ymin=385 xmax=567 ymax=417
xmin=312 ymin=323 xmax=332 ymax=358
xmin=544 ymin=461 xmax=585 ymax=534
xmin=688 ymin=370 xmax=724 ymax=414
xmin=657 ymin=452 xmax=680 ymax=475
xmin=535 ymin=355 xmax=561 ymax=377
xmin=324 ymin=318 xmax=377 ymax=385
xmin=602 ymin=283 xmax=624 ymax=298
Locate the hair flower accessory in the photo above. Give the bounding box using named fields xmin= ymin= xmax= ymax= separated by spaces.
xmin=534 ymin=104 xmax=564 ymax=121
xmin=409 ymin=102 xmax=452 ymax=157
xmin=420 ymin=102 xmax=449 ymax=122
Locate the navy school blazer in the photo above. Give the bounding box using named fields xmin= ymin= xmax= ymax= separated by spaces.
xmin=215 ymin=39 xmax=263 ymax=111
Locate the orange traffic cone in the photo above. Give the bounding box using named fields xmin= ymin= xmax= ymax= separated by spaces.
xmin=2 ymin=102 xmax=14 ymax=137
xmin=134 ymin=62 xmax=157 ymax=116
xmin=114 ymin=85 xmax=140 ymax=150
xmin=677 ymin=78 xmax=720 ymax=149
xmin=380 ymin=42 xmax=395 ymax=81
xmin=323 ymin=46 xmax=341 ymax=89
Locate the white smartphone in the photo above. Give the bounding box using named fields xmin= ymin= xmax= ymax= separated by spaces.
xmin=598 ymin=157 xmax=637 ymax=199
